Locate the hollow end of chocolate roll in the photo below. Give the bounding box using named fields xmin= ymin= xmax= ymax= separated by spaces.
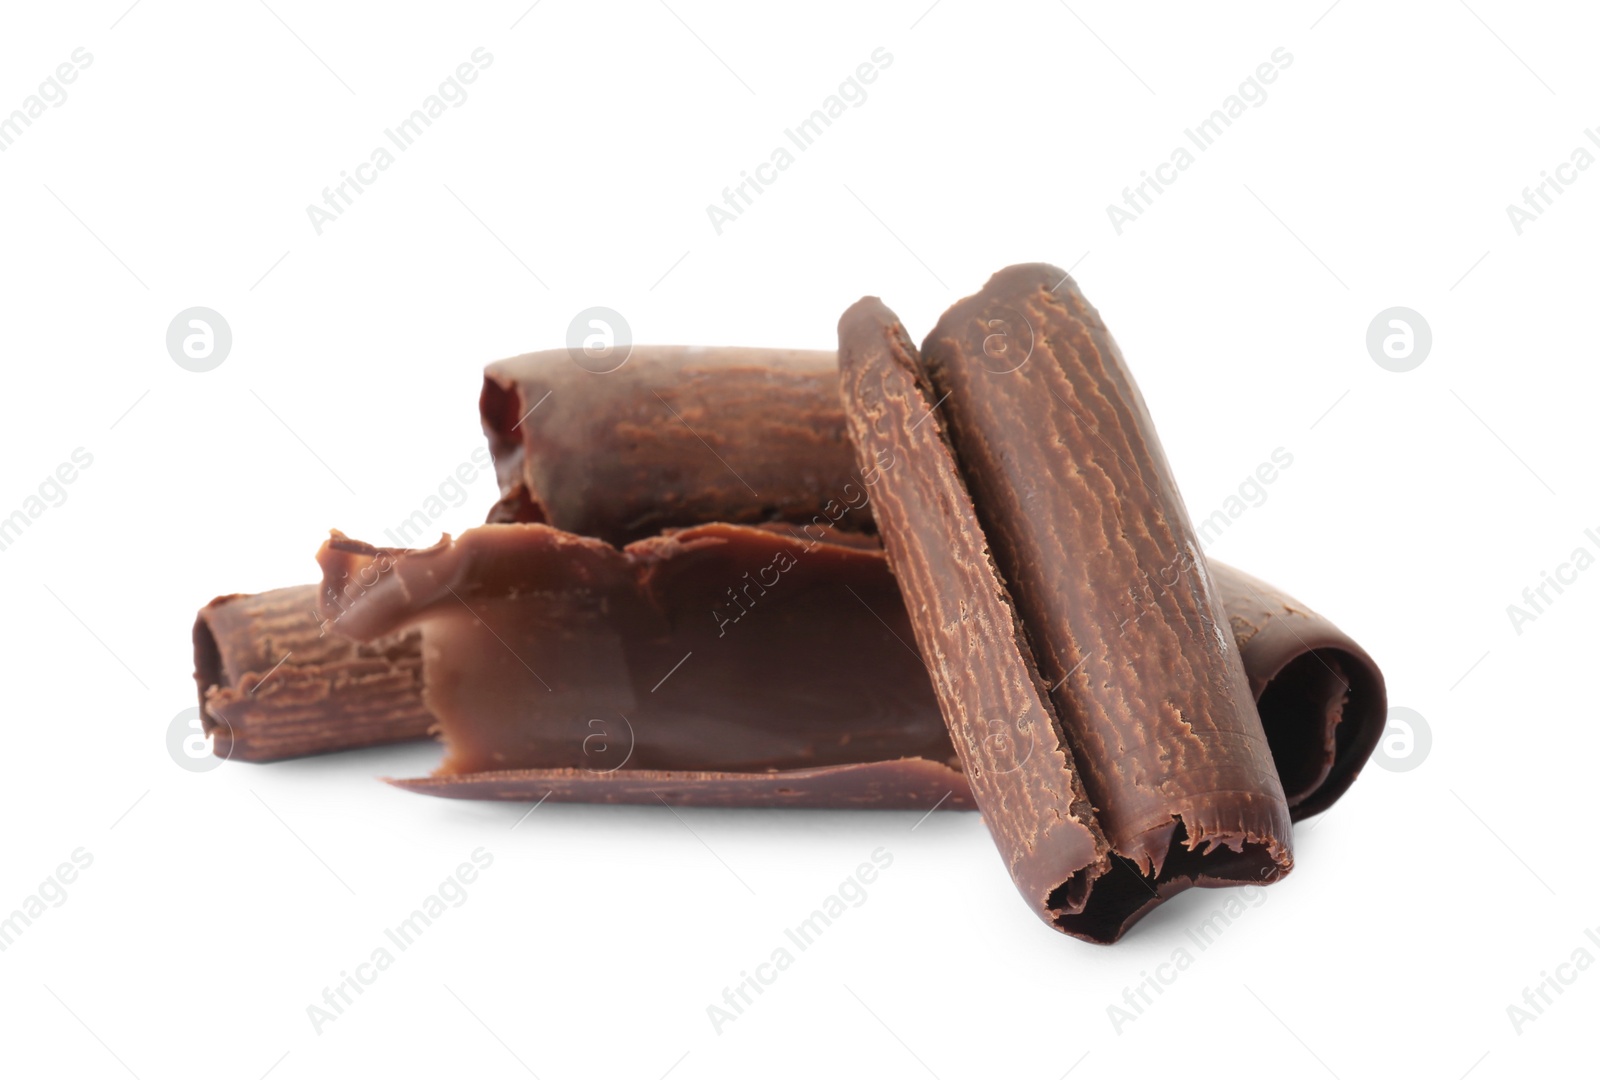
xmin=480 ymin=346 xmax=873 ymax=544
xmin=193 ymin=586 xmax=434 ymax=762
xmin=1216 ymin=564 xmax=1387 ymax=820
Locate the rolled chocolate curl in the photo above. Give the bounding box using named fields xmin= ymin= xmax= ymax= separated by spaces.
xmin=193 ymin=586 xmax=432 ymax=762
xmin=837 ymin=298 xmax=1108 ymax=922
xmin=838 ymin=272 xmax=1293 ymax=941
xmin=1217 ymin=565 xmax=1384 ymax=818
xmin=476 ymin=349 xmax=1382 ymax=814
xmin=198 ymin=353 xmax=1383 ymax=821
xmin=481 ymin=346 xmax=872 ymax=541
xmin=314 ymin=521 xmax=969 ymax=807
xmin=202 ymin=550 xmax=1378 ymax=821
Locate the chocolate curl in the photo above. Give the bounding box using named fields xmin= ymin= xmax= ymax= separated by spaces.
xmin=481 ymin=346 xmax=871 ymax=541
xmin=314 ymin=522 xmax=961 ymax=785
xmin=838 ymin=273 xmax=1293 ymax=942
xmin=194 ymin=585 xmax=432 ymax=762
xmin=198 ymin=556 xmax=1378 ymax=830
xmin=477 ymin=345 xmax=1383 ymax=820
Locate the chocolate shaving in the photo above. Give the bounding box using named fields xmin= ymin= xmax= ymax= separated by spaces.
xmin=837 ymin=271 xmax=1294 ymax=941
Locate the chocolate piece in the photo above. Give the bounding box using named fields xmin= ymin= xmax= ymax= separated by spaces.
xmin=193 ymin=586 xmax=432 ymax=762
xmin=473 ymin=347 xmax=1376 ymax=819
xmin=1217 ymin=565 xmax=1384 ymax=816
xmin=316 ymin=522 xmax=956 ymax=778
xmin=206 ymin=555 xmax=1379 ymax=821
xmin=838 ymin=299 xmax=1108 ymax=920
xmin=838 ymin=274 xmax=1293 ymax=941
xmin=392 ymin=759 xmax=972 ymax=809
xmin=481 ymin=346 xmax=871 ymax=541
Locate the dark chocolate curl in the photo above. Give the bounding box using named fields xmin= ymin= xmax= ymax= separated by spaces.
xmin=193 ymin=586 xmax=433 ymax=762
xmin=477 ymin=346 xmax=1382 ymax=822
xmin=481 ymin=346 xmax=871 ymax=541
xmin=840 ymin=275 xmax=1293 ymax=942
xmin=315 ymin=522 xmax=957 ymax=779
xmin=195 ymin=563 xmax=1379 ymax=823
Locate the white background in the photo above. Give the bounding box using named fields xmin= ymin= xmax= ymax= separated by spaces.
xmin=0 ymin=1 xmax=1595 ymax=1077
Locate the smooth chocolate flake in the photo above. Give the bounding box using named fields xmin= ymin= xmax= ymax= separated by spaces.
xmin=316 ymin=521 xmax=957 ymax=781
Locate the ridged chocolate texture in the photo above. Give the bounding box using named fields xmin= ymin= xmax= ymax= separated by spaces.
xmin=839 ymin=274 xmax=1294 ymax=942
xmin=193 ymin=586 xmax=432 ymax=762
xmin=199 ymin=554 xmax=1379 ymax=819
xmin=481 ymin=346 xmax=871 ymax=542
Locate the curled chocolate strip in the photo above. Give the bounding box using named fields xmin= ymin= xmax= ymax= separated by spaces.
xmin=839 ymin=274 xmax=1293 ymax=941
xmin=393 ymin=760 xmax=972 ymax=810
xmin=478 ymin=346 xmax=1382 ymax=820
xmin=837 ymin=298 xmax=1109 ymax=921
xmin=194 ymin=586 xmax=432 ymax=762
xmin=1216 ymin=565 xmax=1384 ymax=817
xmin=316 ymin=522 xmax=956 ymax=778
xmin=481 ymin=346 xmax=871 ymax=541
xmin=200 ymin=554 xmax=1377 ymax=826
